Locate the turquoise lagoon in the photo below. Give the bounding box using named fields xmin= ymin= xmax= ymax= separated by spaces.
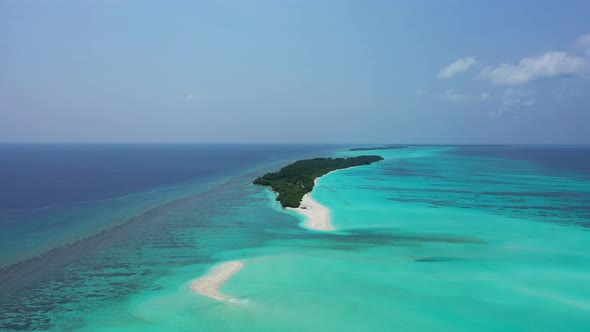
xmin=2 ymin=146 xmax=590 ymax=331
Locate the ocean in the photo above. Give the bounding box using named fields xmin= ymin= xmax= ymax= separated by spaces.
xmin=1 ymin=144 xmax=589 ymax=331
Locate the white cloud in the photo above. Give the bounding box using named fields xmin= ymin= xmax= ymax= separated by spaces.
xmin=438 ymin=88 xmax=534 ymax=117
xmin=437 ymin=57 xmax=477 ymax=79
xmin=440 ymin=90 xmax=493 ymax=103
xmin=479 ymin=92 xmax=491 ymax=101
xmin=522 ymin=99 xmax=535 ymax=107
xmin=440 ymin=89 xmax=472 ymax=103
xmin=575 ymin=33 xmax=590 ymax=56
xmin=415 ymin=89 xmax=429 ymax=96
xmin=479 ymin=51 xmax=588 ymax=84
xmin=500 ymin=88 xmax=535 ymax=107
xmin=185 ymin=93 xmax=200 ymax=102
xmin=489 ymin=88 xmax=535 ymax=117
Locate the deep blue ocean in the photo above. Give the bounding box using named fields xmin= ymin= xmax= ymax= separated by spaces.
xmin=0 ymin=144 xmax=337 ymax=212
xmin=0 ymin=144 xmax=338 ymax=268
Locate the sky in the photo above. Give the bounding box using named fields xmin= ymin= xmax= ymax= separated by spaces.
xmin=1 ymin=0 xmax=589 ymax=144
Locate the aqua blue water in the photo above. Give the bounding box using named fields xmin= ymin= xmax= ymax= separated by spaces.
xmin=1 ymin=145 xmax=590 ymax=331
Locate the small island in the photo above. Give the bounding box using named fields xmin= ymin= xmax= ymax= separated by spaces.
xmin=349 ymin=145 xmax=408 ymax=151
xmin=253 ymin=155 xmax=384 ymax=208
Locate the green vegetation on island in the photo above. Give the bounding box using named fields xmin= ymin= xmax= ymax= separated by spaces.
xmin=253 ymin=155 xmax=384 ymax=208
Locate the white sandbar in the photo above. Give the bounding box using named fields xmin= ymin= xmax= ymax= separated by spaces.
xmin=191 ymin=261 xmax=244 ymax=301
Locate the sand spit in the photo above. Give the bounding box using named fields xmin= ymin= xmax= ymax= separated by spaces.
xmin=287 ymin=186 xmax=334 ymax=231
xmin=191 ymin=261 xmax=245 ymax=302
xmin=285 ymin=168 xmax=359 ymax=231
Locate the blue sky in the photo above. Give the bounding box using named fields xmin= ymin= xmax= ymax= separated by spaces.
xmin=1 ymin=0 xmax=589 ymax=143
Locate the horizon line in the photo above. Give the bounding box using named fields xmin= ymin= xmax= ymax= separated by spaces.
xmin=1 ymin=142 xmax=590 ymax=146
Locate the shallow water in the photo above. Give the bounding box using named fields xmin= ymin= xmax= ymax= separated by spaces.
xmin=2 ymin=146 xmax=590 ymax=331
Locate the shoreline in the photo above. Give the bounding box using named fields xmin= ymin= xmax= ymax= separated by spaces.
xmin=190 ymin=260 xmax=244 ymax=302
xmin=286 ymin=167 xmax=356 ymax=231
xmin=189 ymin=166 xmax=354 ymax=302
xmin=286 ymin=178 xmax=334 ymax=231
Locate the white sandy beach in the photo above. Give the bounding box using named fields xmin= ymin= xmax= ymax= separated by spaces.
xmin=190 ymin=171 xmax=343 ymax=302
xmin=191 ymin=261 xmax=244 ymax=301
xmin=285 ymin=168 xmax=361 ymax=231
xmin=286 ymin=179 xmax=335 ymax=231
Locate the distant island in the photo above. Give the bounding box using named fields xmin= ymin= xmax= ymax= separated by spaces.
xmin=253 ymin=155 xmax=384 ymax=208
xmin=349 ymin=145 xmax=408 ymax=151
